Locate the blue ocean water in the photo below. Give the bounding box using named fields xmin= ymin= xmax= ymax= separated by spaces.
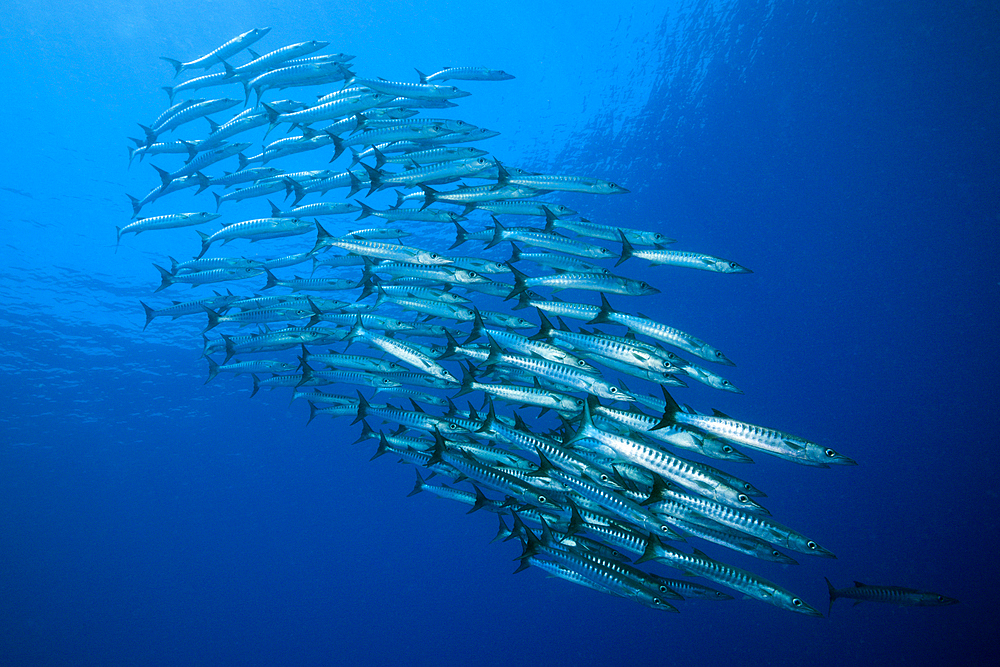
xmin=1 ymin=1 xmax=996 ymax=665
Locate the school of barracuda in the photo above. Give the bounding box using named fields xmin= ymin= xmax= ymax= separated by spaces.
xmin=125 ymin=28 xmax=865 ymax=617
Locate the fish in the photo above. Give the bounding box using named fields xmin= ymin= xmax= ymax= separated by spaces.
xmin=160 ymin=28 xmax=272 ymax=77
xmin=127 ymin=30 xmax=858 ymax=619
xmin=825 ymin=579 xmax=958 ymax=613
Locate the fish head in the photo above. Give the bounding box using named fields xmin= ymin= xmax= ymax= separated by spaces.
xmin=416 ymin=250 xmax=452 ymax=265
xmin=630 ymin=279 xmax=661 ymax=296
xmin=768 ymin=588 xmax=824 ymax=617
xmin=700 ymin=345 xmax=736 ymax=367
xmin=794 ymin=537 xmax=837 ymax=559
xmin=915 ymin=593 xmax=960 ymax=606
xmin=441 ymin=86 xmax=472 ymax=98
xmin=807 ymin=444 xmax=857 ymax=466
xmin=599 ymin=180 xmax=630 ymax=194
xmin=716 ymin=259 xmax=753 ymax=274
xmin=594 ymin=381 xmax=635 ymax=402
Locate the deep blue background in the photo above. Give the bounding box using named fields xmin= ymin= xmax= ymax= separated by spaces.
xmin=1 ymin=1 xmax=997 ymax=665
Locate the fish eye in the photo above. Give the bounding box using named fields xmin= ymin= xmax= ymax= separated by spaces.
xmin=659 ymin=585 xmax=669 ymax=593
xmin=937 ymin=596 xmax=946 ymax=602
xmin=469 ymin=271 xmax=478 ymax=278
xmin=577 ymin=360 xmax=587 ymax=366
xmin=609 ymin=387 xmax=618 ymax=393
xmin=807 ymin=540 xmax=818 ymax=550
xmin=723 ymin=446 xmax=734 ymax=453
xmin=609 ymin=183 xmax=618 ymax=188
xmin=660 ymin=526 xmax=670 ymax=532
xmin=653 ymin=598 xmax=662 ymax=605
xmin=537 ymin=495 xmax=546 ymax=504
xmin=738 ymin=493 xmax=749 ymax=503
xmin=640 ymin=281 xmax=649 ymax=288
xmin=771 ymin=550 xmax=781 ymax=557
xmin=600 ymin=474 xmax=610 ymax=482
xmin=792 ymin=598 xmax=803 ymax=607
xmin=722 ymin=380 xmax=732 ymax=386
xmin=824 ymin=448 xmax=837 ymax=457
xmin=715 ymin=351 xmax=724 ymax=358
xmin=729 ymin=262 xmax=738 ymax=268
xmin=430 ymin=253 xmax=439 ymax=259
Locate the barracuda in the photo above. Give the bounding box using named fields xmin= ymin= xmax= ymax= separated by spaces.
xmin=509 ymin=244 xmax=609 ymax=274
xmin=312 ymin=223 xmax=451 ymax=264
xmin=652 ymin=388 xmax=857 ymax=467
xmin=637 ymin=537 xmax=823 ymax=616
xmin=479 ymin=337 xmax=629 ymax=401
xmin=161 ymin=28 xmax=271 ymax=77
xmin=140 ymin=98 xmax=241 ymax=144
xmin=347 ymin=317 xmax=457 ymax=383
xmin=507 ymin=264 xmax=658 ymax=300
xmin=567 ymin=399 xmax=765 ymax=513
xmin=153 ymin=141 xmax=252 ymax=187
xmin=489 ymin=218 xmax=616 ymax=259
xmin=618 ymin=232 xmax=752 ymax=273
xmin=415 ymin=66 xmax=515 ymax=83
xmin=455 ymin=366 xmax=582 ymax=416
xmin=550 ymin=213 xmax=674 ymax=246
xmin=647 ymin=485 xmax=835 ymax=558
xmin=140 ymin=292 xmax=239 ymax=330
xmin=473 ymin=201 xmax=576 ymax=218
xmin=195 ymin=217 xmax=314 ymax=258
xmin=354 ymin=201 xmax=466 ymax=224
xmin=367 ymin=145 xmax=488 ymax=169
xmin=127 ymin=173 xmax=211 ymax=218
xmin=266 ymin=93 xmax=389 ymax=128
xmin=360 ymin=156 xmax=492 ymax=194
xmin=223 ymin=40 xmax=330 ymax=78
xmin=588 ymin=294 xmax=736 ymax=366
xmin=532 ymin=311 xmax=677 ymax=376
xmin=535 ymin=452 xmax=684 ymax=541
xmin=205 ymin=358 xmax=297 ymax=384
xmin=825 ymin=579 xmax=958 ymax=612
xmin=246 ymin=62 xmax=348 ymax=103
xmin=117 ymin=212 xmax=220 ymax=245
xmin=153 ymin=265 xmax=262 ymax=292
xmin=347 ymin=75 xmax=471 ymax=100
xmin=495 ymin=161 xmax=629 ymax=195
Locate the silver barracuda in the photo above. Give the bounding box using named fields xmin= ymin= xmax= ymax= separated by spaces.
xmin=195 ymin=217 xmax=314 ymax=258
xmin=637 ymin=537 xmax=823 ymax=616
xmin=116 ymin=212 xmax=220 ymax=245
xmin=652 ymin=388 xmax=857 ymax=467
xmin=128 ymin=34 xmax=860 ymax=620
xmin=618 ymin=232 xmax=751 ymax=273
xmin=415 ymin=66 xmax=515 ymax=83
xmin=160 ymin=28 xmax=271 ymax=77
xmin=312 ymin=223 xmax=451 ymax=264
